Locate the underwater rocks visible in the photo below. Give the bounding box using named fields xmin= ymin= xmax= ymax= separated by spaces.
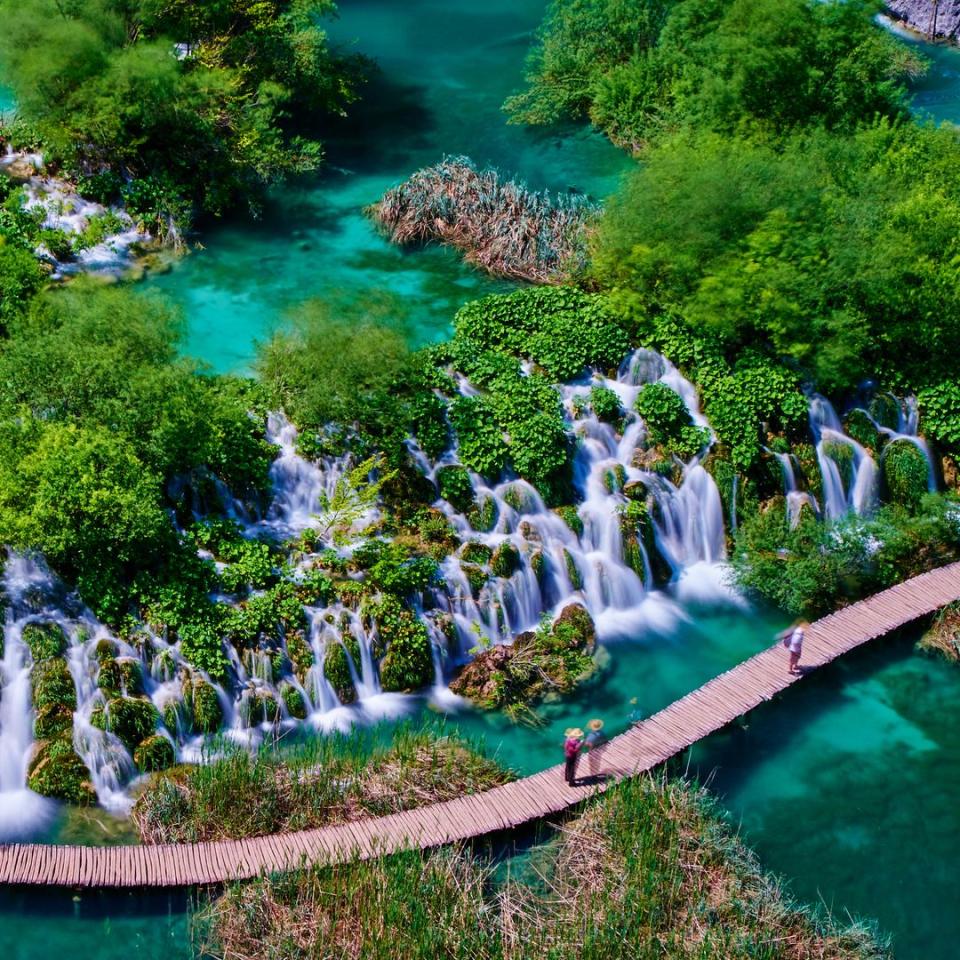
xmin=886 ymin=0 xmax=960 ymax=41
xmin=450 ymin=603 xmax=599 ymax=718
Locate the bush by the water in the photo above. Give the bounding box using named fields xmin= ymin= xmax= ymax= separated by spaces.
xmin=201 ymin=775 xmax=889 ymax=960
xmin=133 ymin=726 xmax=511 ymax=844
xmin=370 ymin=157 xmax=598 ymax=282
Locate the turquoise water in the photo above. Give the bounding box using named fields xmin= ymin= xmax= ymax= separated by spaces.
xmin=143 ymin=0 xmax=629 ymax=371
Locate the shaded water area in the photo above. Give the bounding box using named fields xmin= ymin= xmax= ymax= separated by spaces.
xmin=143 ymin=0 xmax=629 ymax=370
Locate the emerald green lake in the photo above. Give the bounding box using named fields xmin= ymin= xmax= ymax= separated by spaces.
xmin=4 ymin=5 xmax=960 ymax=958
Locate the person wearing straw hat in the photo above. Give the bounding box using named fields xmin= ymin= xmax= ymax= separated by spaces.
xmin=563 ymin=727 xmax=584 ymax=785
xmin=777 ymin=619 xmax=808 ymax=675
xmin=584 ymin=718 xmax=606 ymax=779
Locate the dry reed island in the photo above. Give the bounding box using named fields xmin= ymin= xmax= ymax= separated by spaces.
xmin=1 ymin=0 xmax=960 ymax=955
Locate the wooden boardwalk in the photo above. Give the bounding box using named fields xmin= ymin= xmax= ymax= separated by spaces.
xmin=3 ymin=562 xmax=960 ymax=888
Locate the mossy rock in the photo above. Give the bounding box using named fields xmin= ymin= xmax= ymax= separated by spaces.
xmin=553 ymin=506 xmax=583 ymax=537
xmin=844 ymin=408 xmax=882 ymax=453
xmin=152 ymin=648 xmax=177 ymax=682
xmin=27 ymin=737 xmax=95 ymax=805
xmin=324 ymin=641 xmax=358 ymax=704
xmin=185 ymin=679 xmax=223 ymax=735
xmin=99 ymin=657 xmax=144 ymax=698
xmin=869 ymin=393 xmax=901 ymax=431
xmin=370 ymin=597 xmax=434 ymax=693
xmin=34 ymin=702 xmax=74 ymax=740
xmin=791 ymin=442 xmax=822 ymax=502
xmin=436 ymin=465 xmax=475 ymax=513
xmin=32 ymin=658 xmax=76 ymax=712
xmin=530 ymin=549 xmax=547 ymax=583
xmin=602 ymin=464 xmax=627 ymax=494
xmin=563 ymin=549 xmax=583 ymax=590
xmin=97 ymin=658 xmax=122 ymax=699
xmin=94 ymin=638 xmax=118 ymax=662
xmin=280 ymin=682 xmax=308 ymax=720
xmin=134 ymin=734 xmax=175 ymax=773
xmin=623 ymin=479 xmax=649 ymax=502
xmin=161 ymin=698 xmax=186 ymax=734
xmin=549 ymin=603 xmax=596 ymax=652
xmin=491 ymin=542 xmax=520 ymax=578
xmin=461 ymin=563 xmax=489 ymax=598
xmin=91 ymin=697 xmax=159 ymax=752
xmin=22 ymin=622 xmax=67 ymax=662
xmin=466 ymin=495 xmax=497 ymax=532
xmin=502 ymin=483 xmax=537 ymax=514
xmin=240 ymin=687 xmax=280 ymax=726
xmin=460 ymin=541 xmax=492 ymax=566
xmin=285 ymin=629 xmax=314 ymax=681
xmin=882 ymin=439 xmax=929 ymax=508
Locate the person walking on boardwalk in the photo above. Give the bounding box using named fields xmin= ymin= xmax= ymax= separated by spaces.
xmin=584 ymin=718 xmax=606 ymax=779
xmin=778 ymin=620 xmax=808 ymax=675
xmin=563 ymin=727 xmax=584 ymax=785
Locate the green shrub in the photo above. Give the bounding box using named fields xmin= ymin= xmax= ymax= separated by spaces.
xmin=411 ymin=391 xmax=450 ymax=460
xmin=589 ymin=385 xmax=622 ymax=424
xmin=366 ymin=596 xmax=434 ymax=693
xmin=185 ymin=679 xmax=223 ymax=735
xmin=448 ymin=397 xmax=509 ymax=480
xmin=436 ymin=465 xmax=475 ymax=512
xmin=324 ymin=639 xmax=359 ymax=704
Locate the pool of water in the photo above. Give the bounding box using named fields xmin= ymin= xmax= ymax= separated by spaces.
xmin=143 ymin=0 xmax=630 ymax=371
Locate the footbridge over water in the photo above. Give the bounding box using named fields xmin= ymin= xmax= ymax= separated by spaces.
xmin=3 ymin=562 xmax=960 ymax=888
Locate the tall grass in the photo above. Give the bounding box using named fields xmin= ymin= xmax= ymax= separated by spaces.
xmin=917 ymin=603 xmax=960 ymax=662
xmin=133 ymin=723 xmax=512 ymax=844
xmin=368 ymin=157 xmax=598 ymax=283
xmin=198 ymin=774 xmax=890 ymax=960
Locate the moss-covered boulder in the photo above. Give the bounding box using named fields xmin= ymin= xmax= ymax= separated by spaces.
xmin=821 ymin=440 xmax=855 ymax=491
xmin=240 ymin=687 xmax=279 ymax=726
xmin=450 ymin=604 xmax=598 ymax=715
xmin=134 ymin=734 xmax=176 ymax=773
xmin=869 ymin=393 xmax=901 ymax=430
xmin=460 ymin=541 xmax=492 ymax=566
xmin=918 ymin=602 xmax=960 ymax=663
xmin=32 ymin=658 xmax=77 ymax=712
xmin=553 ymin=505 xmax=583 ymax=537
xmin=324 ymin=640 xmax=358 ymax=704
xmin=22 ymin=622 xmax=67 ymax=662
xmin=91 ymin=696 xmax=159 ymax=751
xmin=34 ymin=702 xmax=74 ymax=740
xmin=436 ymin=465 xmax=475 ymax=513
xmin=97 ymin=658 xmax=122 ymax=699
xmin=589 ymin=385 xmax=623 ymax=424
xmin=843 ymin=409 xmax=882 ymax=453
xmin=883 ymin=439 xmax=929 ymax=508
xmin=280 ymin=682 xmax=308 ymax=720
xmin=491 ymin=542 xmax=520 ymax=578
xmin=466 ymin=495 xmax=497 ymax=532
xmin=184 ymin=678 xmax=223 ymax=734
xmin=94 ymin=638 xmax=117 ymax=662
xmin=791 ymin=442 xmax=823 ymax=503
xmin=563 ymin=549 xmax=583 ymax=590
xmin=366 ymin=596 xmax=434 ymax=693
xmin=27 ymin=737 xmax=95 ymax=805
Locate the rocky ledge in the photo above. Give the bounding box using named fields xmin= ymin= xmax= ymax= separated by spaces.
xmin=886 ymin=0 xmax=960 ymax=41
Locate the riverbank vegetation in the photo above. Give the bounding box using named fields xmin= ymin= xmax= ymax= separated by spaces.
xmin=133 ymin=725 xmax=511 ymax=843
xmin=0 ymin=0 xmax=363 ymax=233
xmin=198 ymin=775 xmax=889 ymax=960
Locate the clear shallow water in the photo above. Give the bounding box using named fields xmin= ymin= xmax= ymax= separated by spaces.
xmin=143 ymin=0 xmax=629 ymax=371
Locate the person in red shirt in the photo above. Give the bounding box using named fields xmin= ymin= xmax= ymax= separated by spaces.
xmin=563 ymin=727 xmax=584 ymax=785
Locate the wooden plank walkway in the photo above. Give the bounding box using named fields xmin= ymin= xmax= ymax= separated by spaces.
xmin=3 ymin=561 xmax=960 ymax=888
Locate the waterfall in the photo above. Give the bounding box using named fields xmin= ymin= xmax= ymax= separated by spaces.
xmin=859 ymin=396 xmax=937 ymax=494
xmin=809 ymin=395 xmax=877 ymax=520
xmin=770 ymin=450 xmax=819 ymax=528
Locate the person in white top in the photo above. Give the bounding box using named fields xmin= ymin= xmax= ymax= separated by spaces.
xmin=777 ymin=621 xmax=808 ymax=675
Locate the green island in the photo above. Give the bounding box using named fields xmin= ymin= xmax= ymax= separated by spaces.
xmin=1 ymin=0 xmax=960 ymax=957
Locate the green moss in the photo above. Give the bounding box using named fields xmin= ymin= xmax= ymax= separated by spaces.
xmin=162 ymin=698 xmax=185 ymax=733
xmin=491 ymin=542 xmax=520 ymax=578
xmin=437 ymin=465 xmax=475 ymax=513
xmin=90 ymin=696 xmax=159 ymax=751
xmin=883 ymin=439 xmax=929 ymax=508
xmin=460 ymin=541 xmax=493 ymax=566
xmin=324 ymin=640 xmax=359 ymax=704
xmin=844 ymin=408 xmax=882 ymax=452
xmin=602 ymin=464 xmax=627 ymax=494
xmin=563 ymin=549 xmax=583 ymax=590
xmin=97 ymin=658 xmax=122 ymax=699
xmin=822 ymin=440 xmax=855 ymax=491
xmin=466 ymin=495 xmax=497 ymax=532
xmin=32 ymin=658 xmax=77 ymax=712
xmin=792 ymin=442 xmax=823 ymax=503
xmin=240 ymin=688 xmax=280 ymax=726
xmin=461 ymin=563 xmax=489 ymax=597
xmin=27 ymin=737 xmax=95 ymax=805
xmin=366 ymin=596 xmax=434 ymax=693
xmin=285 ymin=629 xmax=314 ymax=680
xmin=869 ymin=393 xmax=901 ymax=430
xmin=116 ymin=657 xmax=146 ymax=697
xmin=554 ymin=506 xmax=583 ymax=537
xmin=34 ymin=702 xmax=73 ymax=740
xmin=94 ymin=638 xmax=117 ymax=662
xmin=22 ymin=622 xmax=67 ymax=662
xmin=280 ymin=682 xmax=308 ymax=720
xmin=134 ymin=734 xmax=175 ymax=773
xmin=530 ymin=549 xmax=546 ymax=582
xmin=185 ymin=679 xmax=223 ymax=734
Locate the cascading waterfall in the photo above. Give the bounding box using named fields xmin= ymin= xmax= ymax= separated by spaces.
xmin=770 ymin=450 xmax=820 ymax=528
xmin=809 ymin=395 xmax=878 ymax=519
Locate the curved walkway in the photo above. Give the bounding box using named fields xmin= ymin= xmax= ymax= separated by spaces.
xmin=3 ymin=562 xmax=960 ymax=888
